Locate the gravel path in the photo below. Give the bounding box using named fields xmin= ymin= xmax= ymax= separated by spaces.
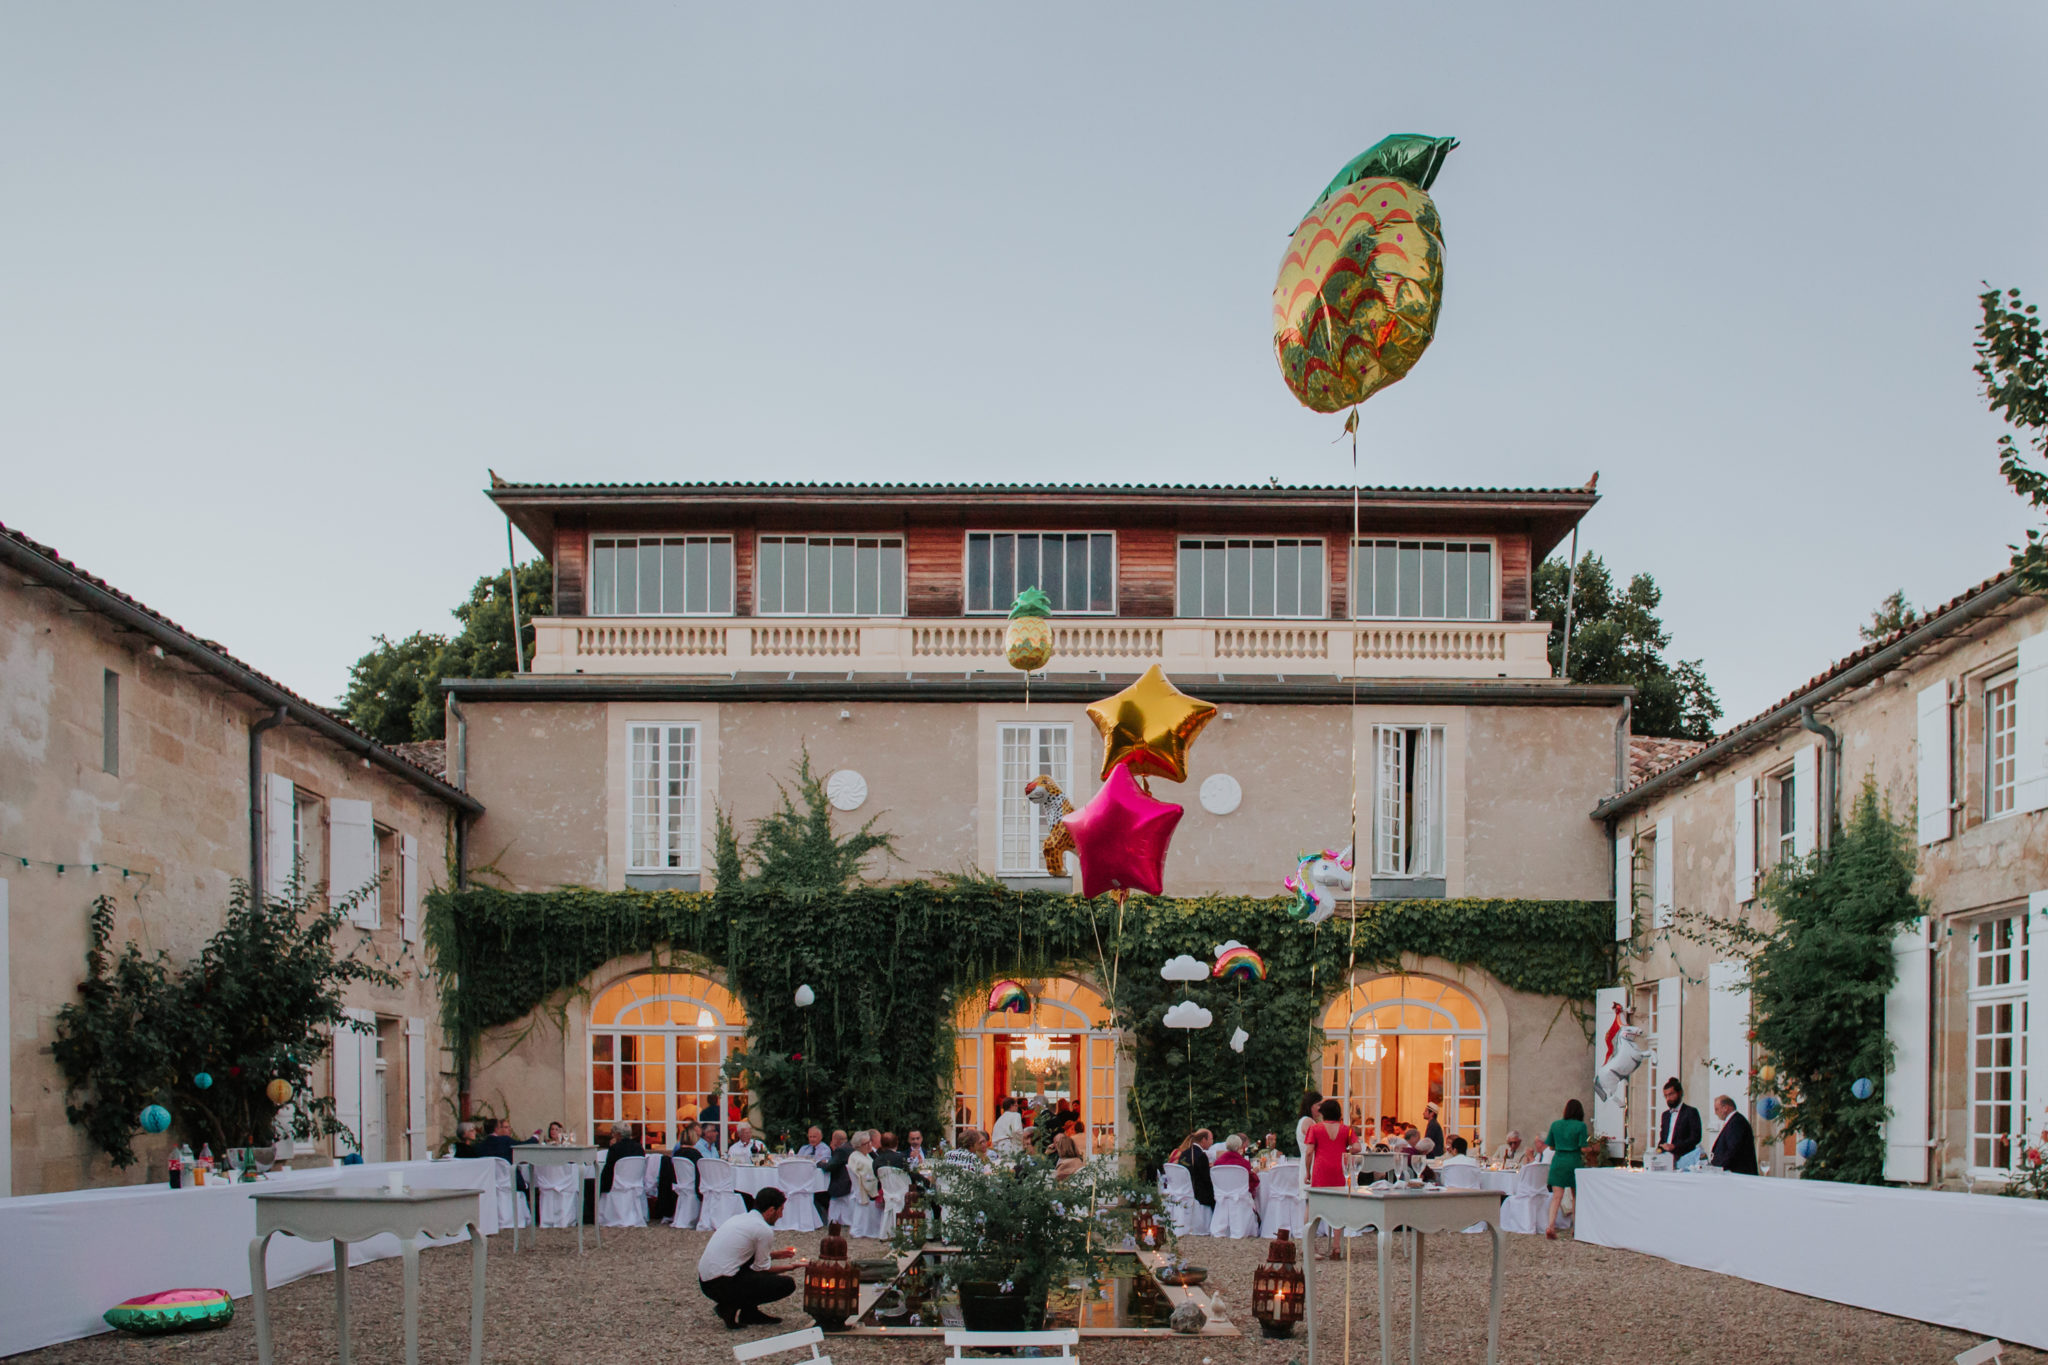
xmin=17 ymin=1225 xmax=2036 ymax=1365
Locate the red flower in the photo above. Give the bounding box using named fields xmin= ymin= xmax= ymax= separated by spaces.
xmin=2029 ymin=1148 xmax=2043 ymax=1165
xmin=791 ymin=1053 xmax=803 ymax=1063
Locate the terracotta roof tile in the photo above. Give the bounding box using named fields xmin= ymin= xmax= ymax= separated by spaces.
xmin=1628 ymin=736 xmax=1707 ymax=787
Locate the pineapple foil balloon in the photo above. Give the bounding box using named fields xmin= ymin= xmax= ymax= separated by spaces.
xmin=1273 ymin=134 xmax=1457 ymax=413
xmin=1004 ymin=587 xmax=1054 ymax=671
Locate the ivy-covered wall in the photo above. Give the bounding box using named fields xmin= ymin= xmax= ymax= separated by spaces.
xmin=425 ymin=883 xmax=1615 ymax=1167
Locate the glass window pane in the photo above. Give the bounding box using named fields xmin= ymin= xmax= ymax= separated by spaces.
xmin=804 ymin=541 xmax=828 ymax=613
xmin=1351 ymin=541 xmax=1369 ymax=619
xmin=881 ymin=541 xmax=904 ymax=614
xmin=615 ymin=542 xmax=638 ymax=616
xmin=657 ymin=540 xmax=684 ymax=614
xmin=1203 ymin=543 xmax=1226 ymax=617
xmin=1469 ymin=544 xmax=1492 ymax=619
xmin=1226 ymin=541 xmax=1251 ymax=616
xmin=831 ymin=540 xmax=855 ymax=614
xmin=1397 ymin=543 xmax=1422 ymax=618
xmin=638 ymin=543 xmax=662 ymax=615
xmin=856 ymin=540 xmax=879 ymax=614
xmin=1040 ymin=534 xmax=1065 ymax=607
xmin=1089 ymin=534 xmax=1112 ymax=612
xmin=1374 ymin=544 xmax=1398 ymax=616
xmin=1301 ymin=541 xmax=1324 ymax=616
xmin=967 ymin=535 xmax=991 ymax=612
xmin=1444 ymin=545 xmax=1468 ymax=619
xmin=709 ymin=539 xmax=733 ymax=612
xmin=993 ymin=534 xmax=1015 ymax=607
xmin=1178 ymin=543 xmax=1200 ymax=615
xmin=1277 ymin=542 xmax=1300 ymax=616
xmin=591 ymin=541 xmax=617 ymax=615
xmin=757 ymin=540 xmax=781 ymax=613
xmin=1015 ymin=534 xmax=1041 ymax=597
xmin=1252 ymin=542 xmax=1275 ymax=616
xmin=684 ymin=539 xmax=708 ymax=613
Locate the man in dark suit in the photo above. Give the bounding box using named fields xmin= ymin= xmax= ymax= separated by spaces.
xmin=819 ymin=1130 xmax=852 ymax=1224
xmin=587 ymin=1122 xmax=647 ymax=1223
xmin=1656 ymin=1079 xmax=1703 ymax=1169
xmin=1709 ymin=1095 xmax=1759 ymax=1175
xmin=1178 ymin=1128 xmax=1215 ymax=1215
xmin=475 ymin=1117 xmax=517 ymax=1164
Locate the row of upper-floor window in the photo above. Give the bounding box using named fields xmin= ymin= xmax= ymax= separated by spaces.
xmin=584 ymin=531 xmax=1499 ymax=621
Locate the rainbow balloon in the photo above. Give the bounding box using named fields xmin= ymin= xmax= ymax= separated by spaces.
xmin=987 ymin=980 xmax=1031 ymax=1013
xmin=1212 ymin=944 xmax=1268 ymax=984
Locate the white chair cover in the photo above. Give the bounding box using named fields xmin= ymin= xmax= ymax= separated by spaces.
xmin=533 ymin=1162 xmax=584 ymax=1228
xmin=487 ymin=1157 xmax=532 ymax=1232
xmin=1159 ymin=1164 xmax=1210 ymax=1236
xmin=775 ymin=1161 xmax=824 ymax=1233
xmin=826 ymin=1193 xmax=860 ymax=1230
xmin=695 ymin=1157 xmax=747 ymax=1231
xmin=1258 ymin=1163 xmax=1303 ymax=1238
xmin=1499 ymin=1160 xmax=1553 ymax=1235
xmin=1208 ymin=1165 xmax=1258 ymax=1238
xmin=877 ymin=1167 xmax=913 ymax=1240
xmin=1439 ymin=1162 xmax=1488 ymax=1232
xmin=670 ymin=1156 xmax=701 ymax=1228
xmin=598 ymin=1155 xmax=650 ymax=1227
xmin=849 ymin=1172 xmax=888 ymax=1240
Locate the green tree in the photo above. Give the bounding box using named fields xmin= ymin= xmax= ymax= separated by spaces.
xmin=1860 ymin=590 xmax=1921 ymax=642
xmin=1977 ymin=285 xmax=2048 ymax=591
xmin=340 ymin=559 xmax=552 ymax=742
xmin=1533 ymin=553 xmax=1723 ymax=740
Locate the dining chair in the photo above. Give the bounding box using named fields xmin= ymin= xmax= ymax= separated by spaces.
xmin=1257 ymin=1162 xmax=1304 ymax=1238
xmin=696 ymin=1157 xmax=747 ymax=1230
xmin=1207 ymin=1165 xmax=1258 ymax=1238
xmin=597 ymin=1155 xmax=650 ymax=1227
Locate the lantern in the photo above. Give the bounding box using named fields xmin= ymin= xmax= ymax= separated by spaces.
xmin=1134 ymin=1206 xmax=1161 ymax=1251
xmin=1251 ymin=1228 xmax=1306 ymax=1339
xmin=897 ymin=1188 xmax=926 ymax=1244
xmin=265 ymin=1079 xmax=294 ymax=1106
xmin=804 ymin=1222 xmax=859 ymax=1332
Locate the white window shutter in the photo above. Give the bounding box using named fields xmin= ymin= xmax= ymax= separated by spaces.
xmin=1706 ymin=961 xmax=1751 ymax=1143
xmin=1655 ymin=975 xmax=1681 ymax=1086
xmin=1733 ymin=777 xmax=1756 ymax=903
xmin=1792 ymin=745 xmax=1819 ymax=858
xmin=1653 ymin=816 xmax=1674 ymax=927
xmin=405 ymin=1017 xmax=430 ymax=1161
xmin=332 ymin=1008 xmax=370 ymax=1156
xmin=2029 ymin=892 xmax=2048 ymax=1147
xmin=329 ymin=799 xmax=377 ymax=928
xmin=1916 ymin=681 xmax=1952 ymax=844
xmin=1881 ymin=918 xmax=1932 ymax=1183
xmin=1614 ymin=833 xmax=1632 ymax=942
xmin=400 ymin=833 xmax=419 ymax=944
xmin=1594 ymin=985 xmax=1626 ymax=1142
xmin=264 ymin=773 xmax=296 ymax=899
xmin=2017 ymin=633 xmax=2048 ymax=814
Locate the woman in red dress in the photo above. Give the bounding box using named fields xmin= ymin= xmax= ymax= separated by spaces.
xmin=1300 ymin=1097 xmax=1356 ymax=1259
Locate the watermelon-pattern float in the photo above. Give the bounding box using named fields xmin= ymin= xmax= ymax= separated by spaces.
xmin=104 ymin=1288 xmax=234 ymax=1336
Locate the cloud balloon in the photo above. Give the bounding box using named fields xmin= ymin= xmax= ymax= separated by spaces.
xmin=794 ymin=985 xmax=816 ymax=1008
xmin=1162 ymin=1001 xmax=1214 ymax=1030
xmin=1160 ymin=954 xmax=1209 ymax=982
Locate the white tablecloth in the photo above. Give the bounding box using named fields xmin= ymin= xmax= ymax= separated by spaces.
xmin=1576 ymin=1169 xmax=2048 ymax=1349
xmin=0 ymin=1158 xmax=498 ymax=1357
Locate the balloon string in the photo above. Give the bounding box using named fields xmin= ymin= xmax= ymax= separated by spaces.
xmin=1343 ymin=405 xmax=1363 ymax=1137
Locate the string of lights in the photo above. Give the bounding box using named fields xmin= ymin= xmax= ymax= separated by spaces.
xmin=0 ymin=848 xmax=154 ymax=888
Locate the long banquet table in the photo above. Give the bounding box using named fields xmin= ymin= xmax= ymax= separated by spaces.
xmin=1575 ymin=1168 xmax=2048 ymax=1349
xmin=0 ymin=1158 xmax=499 ymax=1357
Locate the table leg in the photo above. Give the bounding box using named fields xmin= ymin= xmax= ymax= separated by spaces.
xmin=1376 ymin=1225 xmax=1394 ymax=1365
xmin=401 ymin=1236 xmax=421 ymax=1365
xmin=248 ymin=1232 xmax=275 ymax=1365
xmin=1486 ymin=1222 xmax=1504 ymax=1365
xmin=1408 ymin=1231 xmax=1424 ymax=1365
xmin=468 ymin=1220 xmax=488 ymax=1365
xmin=334 ymin=1239 xmax=352 ymax=1365
xmin=591 ymin=1172 xmax=602 ymax=1248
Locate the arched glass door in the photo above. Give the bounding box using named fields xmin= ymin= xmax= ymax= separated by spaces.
xmin=952 ymin=978 xmax=1119 ymax=1152
xmin=1321 ymin=974 xmax=1485 ymax=1148
xmin=588 ymin=971 xmax=749 ymax=1149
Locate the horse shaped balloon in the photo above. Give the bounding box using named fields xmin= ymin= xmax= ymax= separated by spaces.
xmin=1284 ymin=847 xmax=1354 ymax=924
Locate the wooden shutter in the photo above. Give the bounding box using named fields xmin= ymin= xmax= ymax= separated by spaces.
xmin=1655 ymin=976 xmax=1681 ymax=1087
xmin=1613 ymin=832 xmax=1632 ymax=942
xmin=1594 ymin=985 xmax=1625 ymax=1143
xmin=2029 ymin=892 xmax=2048 ymax=1149
xmin=1653 ymin=816 xmax=1674 ymax=927
xmin=400 ymin=833 xmax=419 ymax=944
xmin=332 ymin=1008 xmax=371 ymax=1156
xmin=1916 ymin=681 xmax=1952 ymax=843
xmin=1881 ymin=918 xmax=1932 ymax=1183
xmin=405 ymin=1017 xmax=430 ymax=1161
xmin=2017 ymin=633 xmax=2048 ymax=814
xmin=1733 ymin=777 xmax=1756 ymax=903
xmin=1706 ymin=961 xmax=1751 ymax=1144
xmin=1792 ymin=745 xmax=1819 ymax=858
xmin=264 ymin=773 xmax=295 ymax=899
xmin=329 ymin=799 xmax=377 ymax=928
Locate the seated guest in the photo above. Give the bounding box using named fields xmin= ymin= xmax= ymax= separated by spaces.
xmin=904 ymin=1130 xmax=929 ymax=1166
xmin=475 ymin=1117 xmax=516 ymax=1163
xmin=795 ymin=1125 xmax=832 ymax=1164
xmin=544 ymin=1121 xmax=567 ymax=1144
xmin=694 ymin=1124 xmax=720 ymax=1159
xmin=1051 ymin=1133 xmax=1085 ymax=1180
xmin=1177 ymin=1128 xmax=1215 ymax=1214
xmin=726 ymin=1122 xmax=768 ymax=1166
xmin=944 ymin=1130 xmax=986 ymax=1166
xmin=697 ymin=1187 xmax=805 ymax=1329
xmin=1440 ymin=1136 xmax=1479 ymax=1168
xmin=1211 ymin=1132 xmax=1259 ymax=1195
xmin=847 ymin=1132 xmax=881 ymax=1217
xmin=1260 ymin=1132 xmax=1280 ymax=1157
xmin=588 ymin=1122 xmax=646 ymax=1223
xmin=452 ymin=1121 xmax=480 ymax=1159
xmin=820 ymin=1130 xmax=852 ymax=1221
xmin=1657 ymin=1079 xmax=1703 ymax=1170
xmin=1709 ymin=1095 xmax=1759 ymax=1175
xmin=990 ymin=1097 xmax=1026 ymax=1152
xmin=872 ymin=1131 xmax=909 ymax=1172
xmin=1492 ymin=1130 xmax=1526 ymax=1165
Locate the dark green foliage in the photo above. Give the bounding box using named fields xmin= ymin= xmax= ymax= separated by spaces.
xmin=1860 ymin=590 xmax=1922 ymax=643
xmin=1977 ymin=286 xmax=2048 ymax=592
xmin=53 ymin=883 xmax=400 ymax=1164
xmin=1533 ymin=553 xmax=1722 ymax=741
xmin=714 ymin=749 xmax=897 ymax=892
xmin=340 ymin=559 xmax=552 ymax=742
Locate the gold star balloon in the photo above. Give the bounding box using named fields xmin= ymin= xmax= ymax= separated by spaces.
xmin=1085 ymin=665 xmax=1218 ymax=783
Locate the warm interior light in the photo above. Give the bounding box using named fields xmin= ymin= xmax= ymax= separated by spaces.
xmin=695 ymin=1008 xmax=716 ymax=1042
xmin=1022 ymin=1032 xmax=1054 ymax=1063
xmin=1353 ymin=1038 xmax=1381 ymax=1062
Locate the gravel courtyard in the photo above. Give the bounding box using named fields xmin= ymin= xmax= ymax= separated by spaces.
xmin=19 ymin=1225 xmax=2035 ymax=1365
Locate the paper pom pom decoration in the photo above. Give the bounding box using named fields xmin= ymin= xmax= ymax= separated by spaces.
xmin=104 ymin=1288 xmax=234 ymax=1336
xmin=265 ymin=1079 xmax=294 ymax=1106
xmin=1757 ymin=1095 xmax=1782 ymax=1121
xmin=1850 ymin=1077 xmax=1874 ymax=1100
xmin=192 ymin=1072 xmax=213 ymax=1091
xmin=139 ymin=1104 xmax=172 ymax=1134
xmin=1211 ymin=942 xmax=1268 ymax=983
xmin=1796 ymin=1138 xmax=1817 ymax=1160
xmin=1229 ymin=1027 xmax=1250 ymax=1053
xmin=987 ymin=980 xmax=1031 ymax=1013
xmin=794 ymin=984 xmax=816 ymax=1008
xmin=1003 ymin=587 xmax=1054 ymax=671
xmin=1758 ymin=1064 xmax=1775 ymax=1084
xmin=1162 ymin=1001 xmax=1214 ymax=1029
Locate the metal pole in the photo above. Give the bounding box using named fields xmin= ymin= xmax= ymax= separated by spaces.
xmin=1560 ymin=525 xmax=1581 ymax=679
xmin=505 ymin=520 xmax=526 ymax=674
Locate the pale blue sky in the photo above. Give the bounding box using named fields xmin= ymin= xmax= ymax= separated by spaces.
xmin=4 ymin=3 xmax=2042 ymax=725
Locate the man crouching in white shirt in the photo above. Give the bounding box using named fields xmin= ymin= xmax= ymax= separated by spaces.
xmin=697 ymin=1188 xmax=807 ymax=1329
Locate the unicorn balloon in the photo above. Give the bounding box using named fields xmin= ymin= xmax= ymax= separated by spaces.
xmin=1284 ymin=847 xmax=1354 ymax=924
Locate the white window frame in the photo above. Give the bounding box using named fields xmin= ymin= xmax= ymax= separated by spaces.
xmin=1987 ymin=668 xmax=2019 ymax=821
xmin=1771 ymin=766 xmax=1798 ymax=868
xmin=1372 ymin=724 xmax=1446 ymax=879
xmin=963 ymin=531 xmax=1116 ymax=615
xmin=755 ymin=534 xmax=907 ymax=617
xmin=588 ymin=535 xmax=736 ymax=617
xmin=627 ymin=723 xmax=702 ymax=873
xmin=1969 ymin=908 xmax=2030 ymax=1177
xmin=1351 ymin=537 xmax=1498 ymax=622
xmin=997 ymin=723 xmax=1072 ymax=875
xmin=1176 ymin=537 xmax=1327 ymax=619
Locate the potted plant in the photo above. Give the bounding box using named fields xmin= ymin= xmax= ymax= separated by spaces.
xmin=897 ymin=1153 xmax=1166 ymax=1332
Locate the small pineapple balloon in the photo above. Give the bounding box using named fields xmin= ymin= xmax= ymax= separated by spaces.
xmin=1004 ymin=587 xmax=1054 ymax=671
xmin=265 ymin=1079 xmax=294 ymax=1107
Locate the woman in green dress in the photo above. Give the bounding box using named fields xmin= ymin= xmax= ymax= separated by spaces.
xmin=1541 ymin=1098 xmax=1589 ymax=1240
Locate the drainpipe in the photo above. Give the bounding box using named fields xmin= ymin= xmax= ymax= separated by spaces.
xmin=1799 ymin=704 xmax=1840 ymax=849
xmin=446 ymin=691 xmax=472 ymax=1120
xmin=1612 ymin=695 xmax=1633 ymax=795
xmin=247 ymin=706 xmax=288 ymax=890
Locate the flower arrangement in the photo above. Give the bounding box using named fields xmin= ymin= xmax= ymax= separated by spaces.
xmin=2001 ymin=1133 xmax=2048 ymax=1199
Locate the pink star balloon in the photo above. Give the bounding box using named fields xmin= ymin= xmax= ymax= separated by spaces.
xmin=1063 ymin=764 xmax=1185 ymax=900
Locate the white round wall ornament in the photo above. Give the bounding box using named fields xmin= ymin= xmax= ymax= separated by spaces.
xmin=1198 ymin=773 xmax=1242 ymax=816
xmin=826 ymin=769 xmax=869 ymax=812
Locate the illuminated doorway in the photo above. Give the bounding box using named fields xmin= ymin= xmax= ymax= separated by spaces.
xmin=1321 ymin=974 xmax=1485 ymax=1148
xmin=588 ymin=971 xmax=749 ymax=1148
xmin=953 ymin=978 xmax=1119 ymax=1151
